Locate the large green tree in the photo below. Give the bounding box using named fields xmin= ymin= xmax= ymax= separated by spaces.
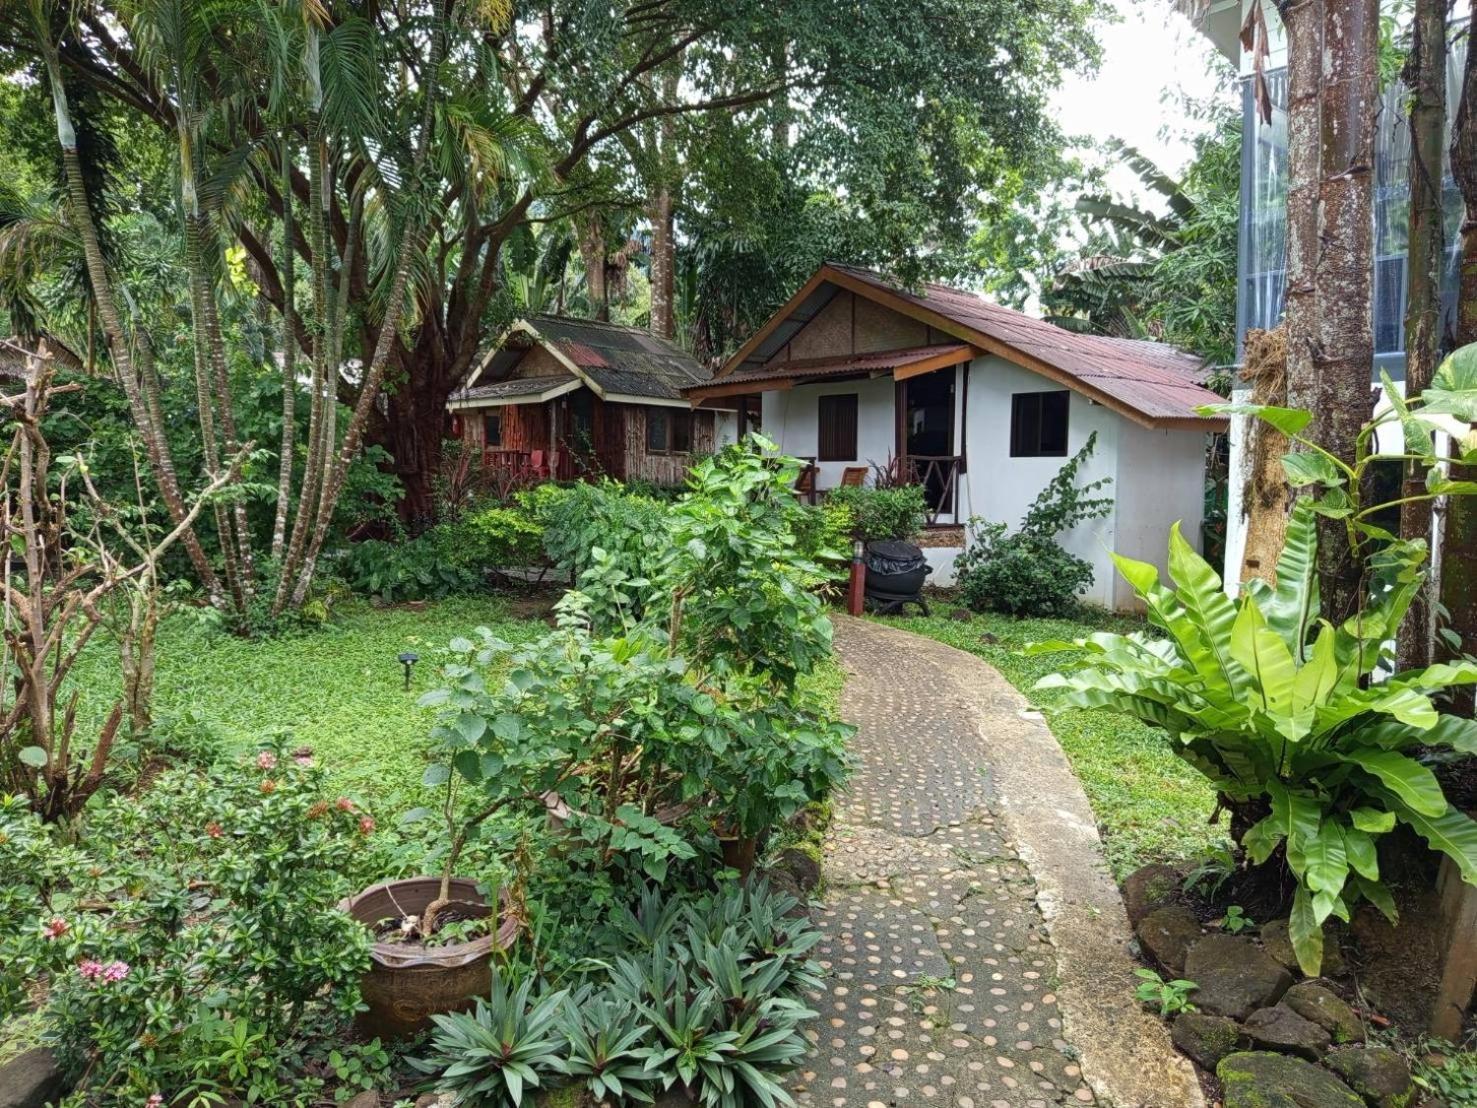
xmin=1 ymin=0 xmax=1105 ymax=614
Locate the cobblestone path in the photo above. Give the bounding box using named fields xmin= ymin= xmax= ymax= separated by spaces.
xmin=792 ymin=619 xmax=1096 ymax=1108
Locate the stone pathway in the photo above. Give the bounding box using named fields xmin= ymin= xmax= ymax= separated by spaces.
xmin=792 ymin=618 xmax=1098 ymax=1108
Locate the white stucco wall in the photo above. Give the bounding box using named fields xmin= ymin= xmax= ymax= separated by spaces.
xmin=759 ymin=375 xmax=898 ymax=489
xmin=759 ymin=355 xmax=1210 ymax=611
xmin=713 ymin=411 xmax=737 ymax=449
xmin=1113 ymin=421 xmax=1209 ymax=610
xmin=960 ymin=356 xmax=1122 ymax=607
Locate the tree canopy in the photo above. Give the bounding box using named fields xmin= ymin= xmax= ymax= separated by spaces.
xmin=0 ymin=0 xmax=1108 ymax=616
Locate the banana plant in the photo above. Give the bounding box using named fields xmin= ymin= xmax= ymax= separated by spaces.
xmin=1029 ymin=501 xmax=1477 ymax=975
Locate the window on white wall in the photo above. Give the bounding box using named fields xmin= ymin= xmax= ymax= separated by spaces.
xmin=1010 ymin=391 xmax=1068 ymax=457
xmin=817 ymin=394 xmax=858 ymax=461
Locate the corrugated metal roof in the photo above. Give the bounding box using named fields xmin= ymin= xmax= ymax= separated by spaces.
xmin=712 ymin=344 xmax=976 ymax=388
xmin=451 ymin=373 xmax=577 ymax=403
xmin=824 ymin=265 xmax=1222 ymax=427
xmin=527 ymin=316 xmax=715 ymax=400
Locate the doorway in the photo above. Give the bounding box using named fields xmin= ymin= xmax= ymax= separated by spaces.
xmin=898 ymin=370 xmax=956 ymax=516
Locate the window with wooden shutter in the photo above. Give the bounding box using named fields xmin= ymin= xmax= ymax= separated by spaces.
xmin=1009 ymin=391 xmax=1069 ymax=457
xmin=671 ymin=410 xmax=692 ymax=453
xmin=817 ymin=394 xmax=858 ymax=461
xmin=646 ymin=408 xmax=670 ymax=453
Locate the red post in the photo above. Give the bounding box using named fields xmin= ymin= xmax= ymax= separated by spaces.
xmin=847 ymin=540 xmax=865 ymax=616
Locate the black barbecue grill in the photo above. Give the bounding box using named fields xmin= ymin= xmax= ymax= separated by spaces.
xmin=863 ymin=540 xmax=931 ymax=615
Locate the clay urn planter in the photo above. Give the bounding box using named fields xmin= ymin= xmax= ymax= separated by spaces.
xmin=342 ymin=876 xmax=518 ymax=1040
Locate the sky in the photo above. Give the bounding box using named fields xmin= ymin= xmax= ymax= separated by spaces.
xmin=1052 ymin=0 xmax=1236 ymax=203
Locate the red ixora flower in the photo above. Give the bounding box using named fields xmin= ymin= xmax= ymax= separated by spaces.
xmin=335 ymin=797 xmax=354 ymax=812
xmin=306 ymin=801 xmax=329 ymax=820
xmin=43 ymin=917 xmax=68 ymax=940
xmin=205 ymin=821 xmax=223 ymax=839
xmin=358 ymin=816 xmax=376 ymax=836
xmin=260 ymin=779 xmax=277 ymax=795
xmin=256 ymin=751 xmax=278 ymax=770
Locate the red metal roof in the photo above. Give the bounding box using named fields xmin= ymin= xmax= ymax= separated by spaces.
xmin=824 ymin=265 xmax=1224 ymax=429
xmin=711 ymin=264 xmax=1226 ymax=430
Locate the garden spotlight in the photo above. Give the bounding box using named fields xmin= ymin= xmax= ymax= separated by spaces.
xmin=397 ymin=652 xmax=419 ymax=691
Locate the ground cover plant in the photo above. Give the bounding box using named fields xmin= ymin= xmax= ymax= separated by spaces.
xmin=886 ymin=609 xmax=1227 ymax=877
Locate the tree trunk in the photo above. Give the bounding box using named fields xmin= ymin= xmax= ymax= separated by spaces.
xmin=383 ymin=329 xmax=458 ymax=531
xmin=649 ymin=64 xmax=679 ymax=341
xmin=1443 ymin=0 xmax=1477 ymax=676
xmin=650 ymin=187 xmax=675 ymax=339
xmin=1397 ymin=0 xmax=1449 ymax=670
xmin=1291 ymin=0 xmax=1379 ymax=624
xmin=273 ymin=136 xmax=298 ymax=561
xmin=51 ymin=135 xmax=221 ymax=602
xmin=577 ymin=213 xmax=610 ymax=321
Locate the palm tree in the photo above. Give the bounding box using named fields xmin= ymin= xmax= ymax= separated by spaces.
xmin=1043 ymin=129 xmax=1239 ymax=367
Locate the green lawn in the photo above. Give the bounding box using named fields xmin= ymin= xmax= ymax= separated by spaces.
xmin=69 ymin=596 xmax=546 ymax=810
xmin=885 ymin=607 xmax=1229 ymax=879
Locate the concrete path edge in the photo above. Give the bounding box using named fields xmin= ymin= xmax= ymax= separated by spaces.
xmin=841 ymin=618 xmax=1205 ymax=1108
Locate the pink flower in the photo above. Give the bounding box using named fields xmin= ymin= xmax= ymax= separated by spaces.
xmin=205 ymin=821 xmax=223 ymax=839
xmin=78 ymin=960 xmax=104 ymax=980
xmin=358 ymin=816 xmax=376 ymax=836
xmin=335 ymin=796 xmax=354 ymax=812
xmin=43 ymin=917 xmax=68 ymax=940
xmin=146 ymin=1095 xmax=164 ymax=1108
xmin=293 ymin=753 xmax=314 ymax=767
xmin=103 ymin=960 xmax=130 ymax=982
xmin=257 ymin=751 xmax=278 ymax=770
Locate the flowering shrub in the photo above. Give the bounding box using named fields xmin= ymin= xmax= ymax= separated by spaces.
xmin=0 ymin=744 xmax=376 ymax=1105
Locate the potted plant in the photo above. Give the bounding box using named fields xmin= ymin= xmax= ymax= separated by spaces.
xmin=340 ymin=875 xmax=518 ymax=1040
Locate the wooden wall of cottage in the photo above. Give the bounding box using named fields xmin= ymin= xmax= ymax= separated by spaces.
xmin=458 ymin=396 xmax=716 ymax=487
xmin=602 ymin=404 xmax=717 ymax=486
xmin=458 ymin=402 xmax=551 ymax=454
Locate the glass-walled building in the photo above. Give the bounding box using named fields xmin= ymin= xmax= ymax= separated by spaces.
xmin=1237 ymin=39 xmax=1468 ymax=377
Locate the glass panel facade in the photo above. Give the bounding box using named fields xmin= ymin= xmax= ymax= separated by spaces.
xmin=1237 ymin=36 xmax=1467 ymax=376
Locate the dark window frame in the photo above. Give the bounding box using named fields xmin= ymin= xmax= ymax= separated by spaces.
xmin=817 ymin=393 xmax=859 ymax=462
xmin=482 ymin=411 xmax=503 ymax=448
xmin=1009 ymin=391 xmax=1069 ymax=458
xmin=646 ymin=406 xmax=693 ymax=455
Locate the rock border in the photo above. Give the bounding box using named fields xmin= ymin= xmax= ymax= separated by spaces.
xmin=843 ymin=618 xmax=1204 ymax=1108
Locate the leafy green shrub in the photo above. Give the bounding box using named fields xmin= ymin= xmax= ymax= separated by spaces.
xmin=825 ymin=484 xmax=927 ymax=541
xmin=789 ymin=499 xmax=855 ymax=564
xmin=461 ymin=503 xmax=546 ymax=567
xmin=609 ymin=882 xmax=819 ymax=1108
xmin=339 ymin=531 xmax=483 ymax=602
xmin=0 ymin=745 xmax=374 ymax=1105
xmin=416 ymin=439 xmax=851 ymax=897
xmin=956 ymin=523 xmax=1095 ymax=617
xmin=956 ymin=433 xmax=1113 ymax=616
xmin=1032 ymin=503 xmax=1477 ymax=976
xmin=521 ymin=480 xmax=672 ymax=580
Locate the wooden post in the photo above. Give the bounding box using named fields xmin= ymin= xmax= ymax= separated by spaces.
xmin=1430 ymin=856 xmax=1477 ymax=1039
xmin=847 ymin=540 xmax=866 ymax=617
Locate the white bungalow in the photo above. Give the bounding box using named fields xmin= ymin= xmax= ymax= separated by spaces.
xmin=685 ymin=263 xmax=1228 ymax=611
